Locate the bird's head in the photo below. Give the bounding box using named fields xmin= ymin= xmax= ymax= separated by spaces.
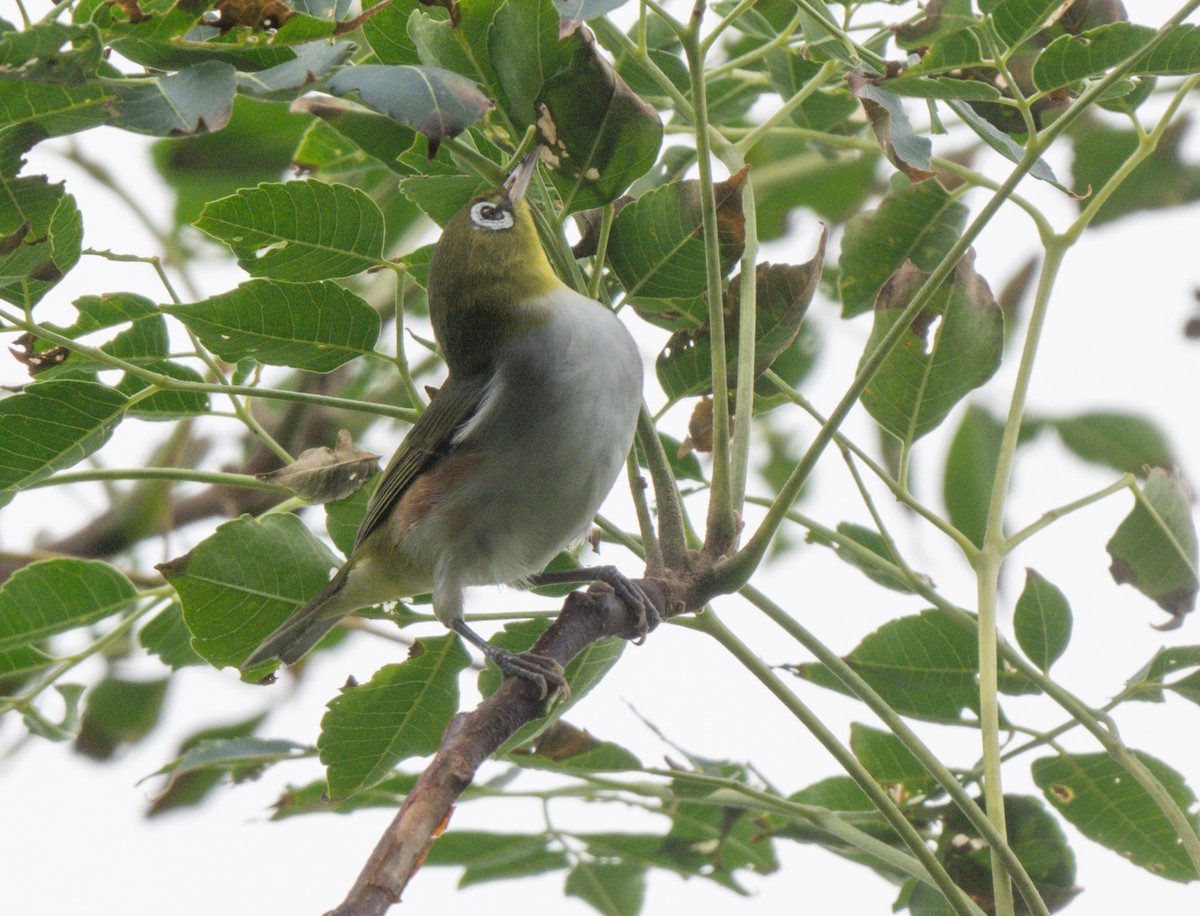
xmin=429 ymin=150 xmax=563 ymax=374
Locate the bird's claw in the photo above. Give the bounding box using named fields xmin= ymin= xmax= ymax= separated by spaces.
xmin=489 ymin=646 xmax=570 ymax=702
xmin=591 ymin=566 xmax=660 ymax=644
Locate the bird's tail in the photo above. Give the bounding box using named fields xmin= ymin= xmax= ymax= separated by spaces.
xmin=242 ymin=566 xmax=354 ymax=671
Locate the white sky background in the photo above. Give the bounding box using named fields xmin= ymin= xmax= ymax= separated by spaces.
xmin=3 ymin=1 xmax=1200 ymax=913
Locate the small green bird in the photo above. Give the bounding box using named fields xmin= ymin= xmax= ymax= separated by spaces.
xmin=242 ymin=151 xmax=645 ymax=696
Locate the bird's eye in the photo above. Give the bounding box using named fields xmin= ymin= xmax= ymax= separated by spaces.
xmin=470 ymin=201 xmax=514 ymax=231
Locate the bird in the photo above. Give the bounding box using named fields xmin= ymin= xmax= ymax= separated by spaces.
xmin=241 ymin=149 xmax=647 ymax=697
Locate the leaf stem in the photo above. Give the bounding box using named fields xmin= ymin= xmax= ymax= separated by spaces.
xmin=0 ymin=306 xmax=416 ymax=421
xmin=681 ymin=26 xmax=737 ymax=555
xmin=690 ymin=608 xmax=987 ymax=916
xmin=22 ymin=467 xmax=292 ymax=493
xmin=1005 ymin=474 xmax=1136 ymax=552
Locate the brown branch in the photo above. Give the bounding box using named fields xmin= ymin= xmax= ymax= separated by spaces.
xmin=327 ymin=575 xmax=685 ymax=916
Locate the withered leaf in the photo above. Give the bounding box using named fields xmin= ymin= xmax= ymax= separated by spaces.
xmin=256 ymin=429 xmax=380 ymax=503
xmin=849 ymin=70 xmax=937 ymax=183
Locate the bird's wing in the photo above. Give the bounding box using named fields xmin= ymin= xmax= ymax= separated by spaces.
xmin=353 ymin=372 xmax=487 ymax=551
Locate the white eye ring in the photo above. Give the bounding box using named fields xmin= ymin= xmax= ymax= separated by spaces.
xmin=470 ymin=201 xmax=514 ymax=230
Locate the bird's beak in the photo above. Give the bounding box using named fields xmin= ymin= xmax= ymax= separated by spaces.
xmin=503 ymin=148 xmax=539 ymax=203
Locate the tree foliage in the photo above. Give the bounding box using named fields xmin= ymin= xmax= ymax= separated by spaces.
xmin=2 ymin=1 xmax=1200 ymax=914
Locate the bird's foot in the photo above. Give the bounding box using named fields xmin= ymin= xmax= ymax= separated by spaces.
xmin=486 ymin=645 xmax=570 ymax=702
xmin=589 ymin=566 xmax=660 ymax=644
xmin=452 ymin=618 xmax=569 ymax=702
xmin=529 ymin=565 xmax=660 ymax=645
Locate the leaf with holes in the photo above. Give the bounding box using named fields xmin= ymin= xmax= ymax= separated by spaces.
xmin=656 ymin=242 xmax=824 ymax=401
xmin=534 ymin=24 xmax=663 ymax=213
xmin=609 ymin=166 xmax=747 ymax=301
xmin=1033 ymin=751 xmax=1200 ymax=882
xmin=256 ymin=429 xmax=380 ymax=503
xmin=163 ymin=279 xmax=380 ymax=372
xmin=196 ymin=180 xmax=387 ymax=281
xmin=859 ymin=251 xmax=1004 ymax=445
xmin=0 ymin=175 xmax=82 ymax=309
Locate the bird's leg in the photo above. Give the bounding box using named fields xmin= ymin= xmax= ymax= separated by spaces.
xmin=450 ymin=617 xmax=569 ymax=701
xmin=528 ymin=566 xmax=660 ymax=644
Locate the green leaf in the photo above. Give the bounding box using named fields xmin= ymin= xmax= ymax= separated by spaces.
xmin=151 ymin=96 xmax=309 ymax=230
xmin=934 ymin=795 xmax=1079 ymax=912
xmin=849 ymin=73 xmax=935 ymax=183
xmin=397 ymin=171 xmax=483 ymax=226
xmin=117 ymin=360 xmax=211 ymax=419
xmin=162 ymin=279 xmax=380 ymax=372
xmin=849 ymin=722 xmax=936 ymax=797
xmin=793 ymin=608 xmax=1033 ymax=722
xmin=489 ymin=0 xmax=572 ymax=130
xmin=656 ymin=249 xmax=824 ymax=401
xmin=151 ymin=736 xmax=309 ymax=781
xmin=106 ymin=60 xmax=236 ymax=136
xmin=146 ymin=715 xmax=272 ymax=816
xmin=838 ymin=176 xmax=969 ymax=319
xmin=942 ymin=403 xmax=1005 ymax=549
xmin=511 ymin=720 xmax=642 ymax=773
xmin=1124 ymin=646 xmax=1200 ymax=704
xmin=0 ymin=380 xmax=127 ymax=506
xmin=565 ymin=862 xmax=646 ymax=916
xmin=0 ymin=78 xmax=113 ymax=147
xmin=0 ymin=558 xmax=136 ymax=652
xmin=319 ymin=634 xmax=471 ymax=798
xmin=1135 ymin=23 xmax=1200 ymax=76
xmin=237 ymin=40 xmax=354 ymax=97
xmin=899 ymin=28 xmax=987 ymax=77
xmin=158 ymin=514 xmax=342 ymax=669
xmin=361 ymin=0 xmax=423 ymax=65
xmin=0 ymin=175 xmax=83 ymax=308
xmin=1050 ymin=411 xmax=1176 ymax=475
xmin=892 ymin=0 xmax=977 ymax=49
xmin=945 ymin=99 xmax=1066 ymax=190
xmin=270 ymin=772 xmax=418 ymax=820
xmin=423 ymin=831 xmax=570 ymax=887
xmin=327 ymin=64 xmax=493 ymax=156
xmin=809 ymin=522 xmax=916 ymax=593
xmin=764 ymin=51 xmax=859 ymax=131
xmin=535 ymin=25 xmax=663 ymax=213
xmin=1033 ymin=751 xmax=1200 ymax=882
xmin=609 ymin=166 xmax=747 ymax=300
xmin=1070 ymin=118 xmax=1200 ymax=225
xmin=881 ymin=76 xmax=1002 ymax=101
xmin=1013 ymin=569 xmax=1073 ymax=673
xmin=481 ymin=619 xmax=625 ymax=755
xmin=195 ymin=180 xmax=388 ymax=281
xmin=75 ymin=676 xmax=169 ymax=760
xmin=23 ymin=683 xmax=85 ymax=741
xmin=1107 ymin=468 xmax=1199 ymax=626
xmin=990 ymin=0 xmax=1061 ymax=50
xmin=859 ymin=252 xmax=1004 ymax=445
xmin=325 ymin=477 xmax=377 ymax=556
xmin=139 ymin=601 xmax=205 ymax=669
xmin=1033 ymin=23 xmax=1156 ymax=91
xmin=554 ymin=0 xmax=632 ymax=19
